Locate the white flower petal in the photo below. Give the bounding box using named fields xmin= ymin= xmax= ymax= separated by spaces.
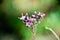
xmin=20 ymin=16 xmax=25 ymax=20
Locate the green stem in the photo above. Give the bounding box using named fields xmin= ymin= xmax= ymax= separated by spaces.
xmin=45 ymin=27 xmax=60 ymax=40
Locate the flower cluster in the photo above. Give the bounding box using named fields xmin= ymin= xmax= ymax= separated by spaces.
xmin=18 ymin=11 xmax=45 ymax=27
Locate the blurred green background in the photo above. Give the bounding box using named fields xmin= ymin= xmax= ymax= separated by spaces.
xmin=0 ymin=0 xmax=60 ymax=40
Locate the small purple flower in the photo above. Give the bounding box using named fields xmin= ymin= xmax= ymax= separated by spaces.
xmin=18 ymin=11 xmax=45 ymax=27
xmin=31 ymin=15 xmax=36 ymax=18
xmin=26 ymin=19 xmax=32 ymax=27
xmin=26 ymin=21 xmax=32 ymax=27
xmin=19 ymin=13 xmax=26 ymax=20
xmin=24 ymin=16 xmax=29 ymax=22
xmin=31 ymin=15 xmax=36 ymax=21
xmin=38 ymin=12 xmax=45 ymax=18
xmin=20 ymin=16 xmax=26 ymax=20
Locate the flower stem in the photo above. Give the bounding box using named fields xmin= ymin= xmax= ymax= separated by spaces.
xmin=33 ymin=25 xmax=36 ymax=40
xmin=45 ymin=27 xmax=60 ymax=40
